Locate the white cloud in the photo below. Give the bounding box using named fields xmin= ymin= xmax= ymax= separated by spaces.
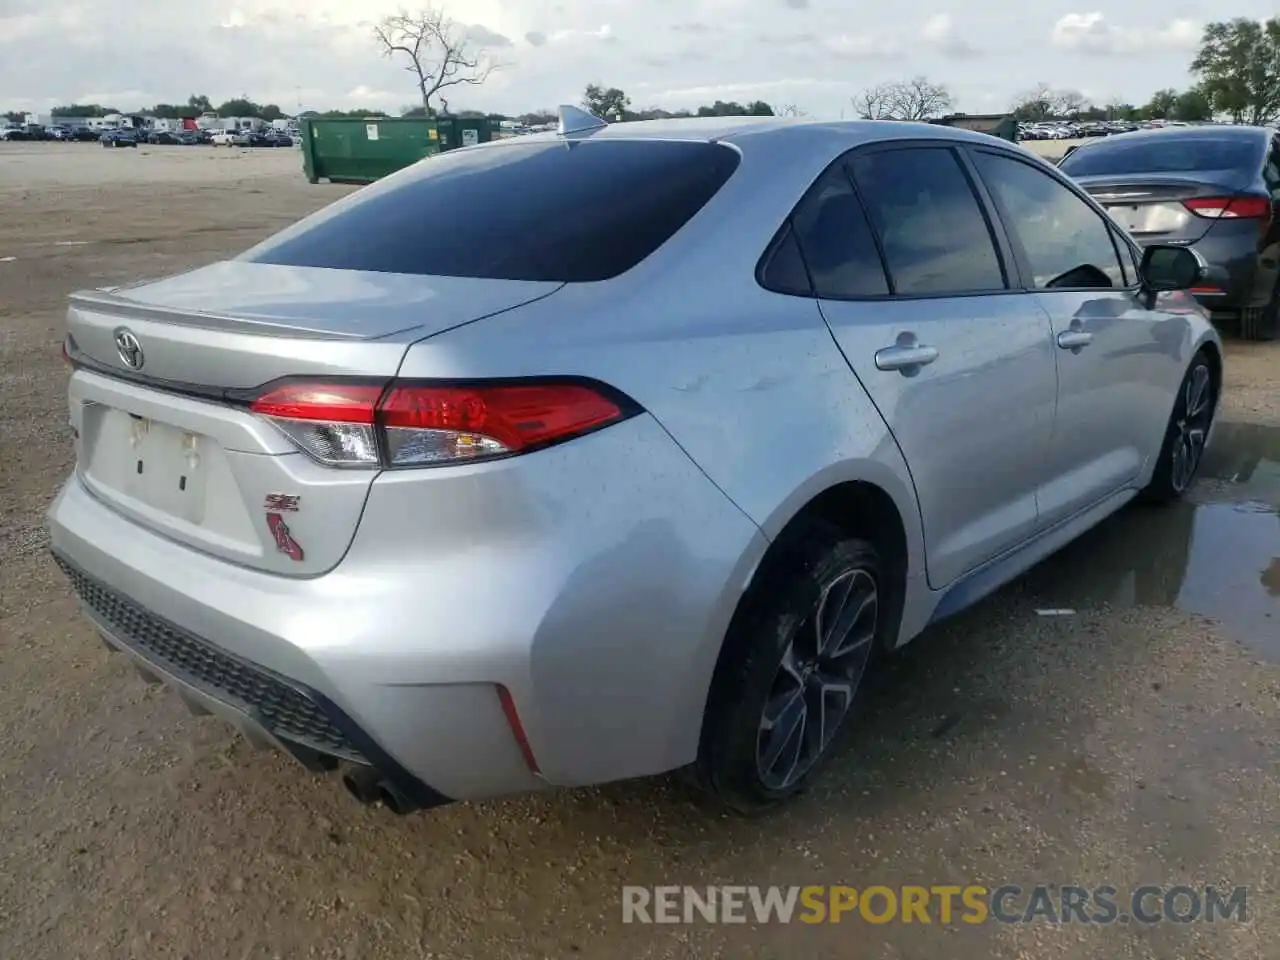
xmin=920 ymin=13 xmax=980 ymax=58
xmin=0 ymin=0 xmax=1235 ymax=120
xmin=1051 ymin=12 xmax=1202 ymax=55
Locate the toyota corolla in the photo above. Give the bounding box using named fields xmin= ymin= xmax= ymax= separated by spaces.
xmin=49 ymin=108 xmax=1222 ymax=815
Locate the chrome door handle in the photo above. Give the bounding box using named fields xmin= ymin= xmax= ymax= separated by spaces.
xmin=875 ymin=344 xmax=939 ymax=371
xmin=1057 ymin=330 xmax=1094 ymax=350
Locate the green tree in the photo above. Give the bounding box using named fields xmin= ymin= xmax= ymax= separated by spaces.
xmin=1009 ymin=83 xmax=1055 ymax=121
xmin=1144 ymin=88 xmax=1178 ymax=119
xmin=316 ymin=108 xmax=389 ymax=119
xmin=51 ymin=103 xmax=119 ymax=117
xmin=216 ymin=96 xmax=261 ymax=117
xmin=188 ymin=94 xmax=213 ymax=113
xmin=1173 ymin=88 xmax=1214 ymax=121
xmin=582 ymin=84 xmax=630 ymax=120
xmin=258 ymin=103 xmax=285 ymax=121
xmin=3 ymin=110 xmax=23 ymax=123
xmin=1191 ymin=17 xmax=1280 ymax=124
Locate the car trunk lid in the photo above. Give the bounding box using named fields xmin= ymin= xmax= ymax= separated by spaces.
xmin=1076 ymin=171 xmax=1255 ymax=243
xmin=65 ymin=261 xmax=562 ymax=576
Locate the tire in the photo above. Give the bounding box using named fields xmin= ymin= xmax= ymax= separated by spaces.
xmin=696 ymin=521 xmax=890 ymax=814
xmin=1239 ymin=277 xmax=1279 ymax=342
xmin=1140 ymin=351 xmax=1217 ymax=503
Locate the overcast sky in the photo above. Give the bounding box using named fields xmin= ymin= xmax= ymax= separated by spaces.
xmin=0 ymin=1 xmax=1273 ymax=117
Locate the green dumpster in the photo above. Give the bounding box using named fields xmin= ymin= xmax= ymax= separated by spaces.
xmin=299 ymin=117 xmax=442 ymax=185
xmin=927 ymin=113 xmax=1019 ymax=143
xmin=299 ymin=115 xmax=495 ymax=185
xmin=435 ymin=116 xmax=494 ymax=152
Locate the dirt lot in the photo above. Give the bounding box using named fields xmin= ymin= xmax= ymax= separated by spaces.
xmin=1 ymin=141 xmax=1278 ymax=960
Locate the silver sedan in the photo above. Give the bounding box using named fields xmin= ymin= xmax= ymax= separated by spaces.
xmin=48 ymin=108 xmax=1221 ymax=815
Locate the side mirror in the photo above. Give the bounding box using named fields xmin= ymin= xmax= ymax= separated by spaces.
xmin=1138 ymin=244 xmax=1206 ymax=292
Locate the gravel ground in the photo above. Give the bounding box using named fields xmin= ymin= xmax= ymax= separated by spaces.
xmin=1 ymin=142 xmax=1277 ymax=960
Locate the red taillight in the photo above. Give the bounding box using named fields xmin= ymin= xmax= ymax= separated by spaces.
xmin=1182 ymin=195 xmax=1271 ymax=219
xmin=247 ymin=378 xmax=633 ymax=469
xmin=381 ymin=383 xmax=623 ymax=452
xmin=249 ymin=382 xmax=384 ymax=423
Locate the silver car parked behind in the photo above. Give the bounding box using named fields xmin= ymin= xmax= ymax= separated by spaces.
xmin=49 ymin=108 xmax=1223 ymax=815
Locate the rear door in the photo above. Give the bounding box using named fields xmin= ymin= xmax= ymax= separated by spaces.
xmin=968 ymin=147 xmax=1183 ymax=526
xmin=801 ymin=144 xmax=1058 ymax=588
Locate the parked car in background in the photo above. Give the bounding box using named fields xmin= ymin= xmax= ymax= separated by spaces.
xmin=70 ymin=126 xmax=99 ymax=142
xmin=1059 ymin=124 xmax=1280 ymax=340
xmin=45 ymin=125 xmax=73 ymax=140
xmin=51 ymin=113 xmax=1224 ymax=817
xmin=100 ymin=129 xmax=139 ymax=148
xmin=211 ymin=130 xmax=250 ymax=147
xmin=147 ymin=130 xmax=181 ymax=145
xmin=0 ymin=124 xmax=27 ymax=141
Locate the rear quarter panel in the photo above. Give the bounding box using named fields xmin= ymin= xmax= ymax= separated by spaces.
xmin=396 ymin=137 xmax=930 ymax=643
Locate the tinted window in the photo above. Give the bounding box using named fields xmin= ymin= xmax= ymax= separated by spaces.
xmin=1058 ymin=135 xmax=1265 ymax=177
xmin=759 ymin=226 xmax=813 ymax=296
xmin=1264 ymin=139 xmax=1280 ymax=200
xmin=789 ymin=166 xmax=888 ymax=297
xmin=241 ymin=140 xmax=740 ymax=281
xmin=848 ymin=148 xmax=1005 ymax=295
xmin=974 ymin=152 xmax=1125 ymax=290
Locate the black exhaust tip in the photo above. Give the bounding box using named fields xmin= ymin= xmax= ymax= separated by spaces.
xmin=376 ymin=781 xmax=422 ymax=816
xmin=341 ymin=765 xmax=382 ymax=805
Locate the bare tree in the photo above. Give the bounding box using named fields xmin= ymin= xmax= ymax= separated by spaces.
xmin=888 ymin=75 xmax=954 ymax=120
xmin=854 ymin=77 xmax=953 ymax=121
xmin=776 ymin=103 xmax=807 ymax=118
xmin=852 ymin=83 xmax=896 ymax=119
xmin=1054 ymin=88 xmax=1087 ymax=117
xmin=373 ymin=7 xmax=499 ymax=114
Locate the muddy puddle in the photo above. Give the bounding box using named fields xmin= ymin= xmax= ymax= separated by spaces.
xmin=1017 ymin=422 xmax=1280 ymax=659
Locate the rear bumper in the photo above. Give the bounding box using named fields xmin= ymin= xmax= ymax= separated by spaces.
xmin=56 ymin=553 xmax=450 ymax=809
xmin=47 ymin=413 xmax=766 ymax=801
xmin=1136 ymin=228 xmax=1272 ymax=311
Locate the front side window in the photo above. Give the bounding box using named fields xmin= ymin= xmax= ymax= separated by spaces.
xmin=847 ymin=147 xmax=1006 ymax=296
xmin=973 ymin=151 xmax=1126 ymax=290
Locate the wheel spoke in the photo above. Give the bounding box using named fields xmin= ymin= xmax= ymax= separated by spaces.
xmin=825 ymin=586 xmax=877 ymax=660
xmin=814 ymin=572 xmax=857 ymax=656
xmin=758 ymin=693 xmax=806 ymax=783
xmin=1185 ymin=366 xmax=1210 ymax=419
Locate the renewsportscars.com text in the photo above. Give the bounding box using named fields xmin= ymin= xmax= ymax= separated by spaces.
xmin=621 ymin=884 xmax=1248 ymax=925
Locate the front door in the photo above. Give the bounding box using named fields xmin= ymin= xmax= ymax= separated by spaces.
xmin=792 ymin=145 xmax=1058 ymax=588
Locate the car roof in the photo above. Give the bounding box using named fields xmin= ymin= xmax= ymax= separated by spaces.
xmin=1081 ymin=124 xmax=1272 ymax=146
xmin=483 ymin=115 xmax=1016 ymax=157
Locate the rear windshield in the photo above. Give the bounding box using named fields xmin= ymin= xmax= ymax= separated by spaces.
xmin=241 ymin=139 xmax=741 ymax=282
xmin=1058 ymin=135 xmax=1264 ymax=177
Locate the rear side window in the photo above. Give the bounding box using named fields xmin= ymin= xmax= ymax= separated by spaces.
xmin=788 ymin=166 xmax=889 ymax=298
xmin=241 ymin=140 xmax=741 ymax=282
xmin=848 ymin=147 xmax=1006 ymax=295
xmin=1058 ymin=135 xmax=1265 ymax=177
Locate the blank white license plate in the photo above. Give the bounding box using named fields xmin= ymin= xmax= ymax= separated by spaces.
xmin=117 ymin=416 xmax=209 ymax=523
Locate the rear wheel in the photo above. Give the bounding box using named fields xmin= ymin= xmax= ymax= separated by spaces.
xmin=696 ymin=522 xmax=888 ymax=814
xmin=1141 ymin=351 xmax=1216 ymax=502
xmin=1239 ymin=276 xmax=1279 ymax=342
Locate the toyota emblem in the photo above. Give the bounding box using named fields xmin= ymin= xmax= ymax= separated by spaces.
xmin=113 ymin=328 xmax=144 ymax=370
